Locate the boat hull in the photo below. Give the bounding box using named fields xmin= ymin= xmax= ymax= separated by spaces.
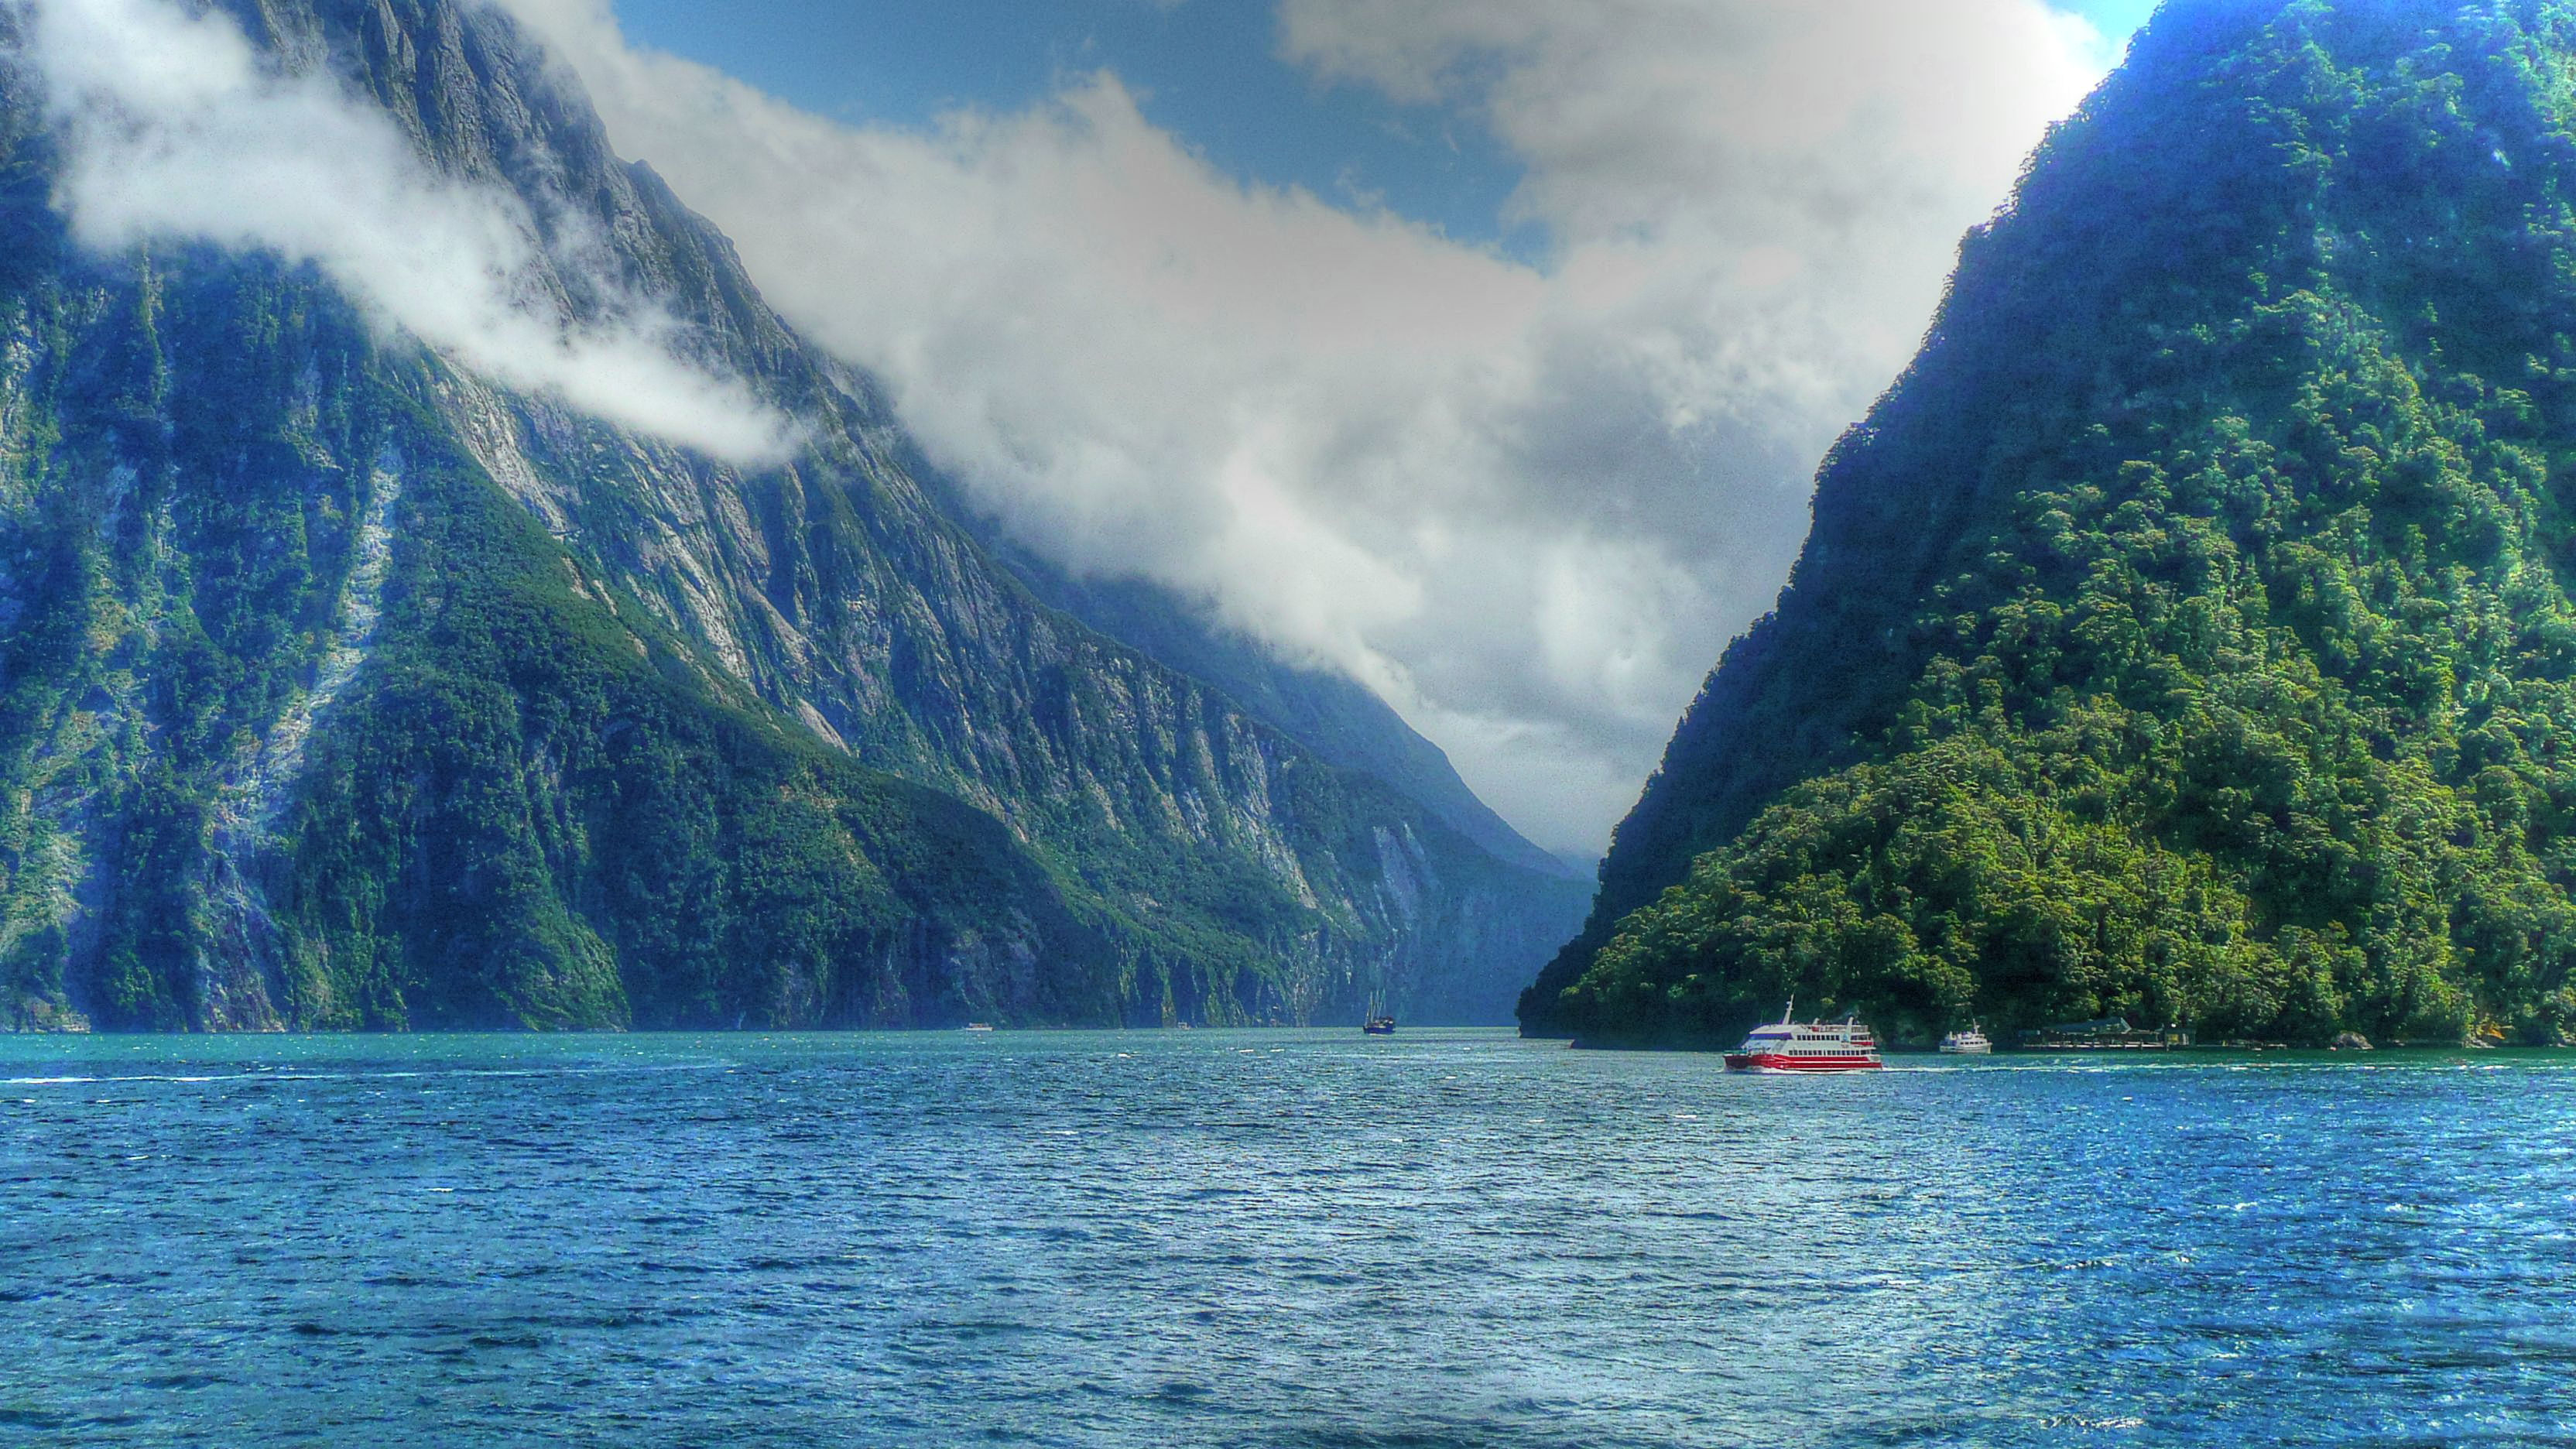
xmin=1722 ymin=1052 xmax=1882 ymax=1073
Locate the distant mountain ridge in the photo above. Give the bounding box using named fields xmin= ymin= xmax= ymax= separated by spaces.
xmin=0 ymin=0 xmax=1587 ymax=1032
xmin=1526 ymin=0 xmax=2576 ymax=1047
xmin=957 ymin=519 xmax=1584 ymax=882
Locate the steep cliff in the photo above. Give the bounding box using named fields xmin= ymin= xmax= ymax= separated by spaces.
xmin=1528 ymin=0 xmax=2576 ymax=1046
xmin=0 ymin=0 xmax=1587 ymax=1031
xmin=961 ymin=523 xmax=1582 ymax=883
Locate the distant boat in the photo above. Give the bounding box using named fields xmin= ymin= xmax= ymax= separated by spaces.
xmin=1939 ymin=1023 xmax=1992 ymax=1055
xmin=1359 ymin=989 xmax=1396 ymax=1035
xmin=1722 ymin=1000 xmax=1882 ymax=1073
xmin=961 ymin=1023 xmax=995 ymax=1033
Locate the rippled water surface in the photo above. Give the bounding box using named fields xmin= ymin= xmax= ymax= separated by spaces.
xmin=5 ymin=1030 xmax=2575 ymax=1446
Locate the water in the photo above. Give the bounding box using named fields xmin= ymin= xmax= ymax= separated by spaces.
xmin=3 ymin=1030 xmax=2573 ymax=1447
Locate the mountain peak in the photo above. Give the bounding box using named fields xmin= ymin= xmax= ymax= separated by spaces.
xmin=1526 ymin=0 xmax=2576 ymax=1048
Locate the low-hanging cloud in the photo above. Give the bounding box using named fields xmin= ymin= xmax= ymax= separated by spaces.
xmin=15 ymin=0 xmax=796 ymax=467
xmin=491 ymin=0 xmax=2115 ymax=855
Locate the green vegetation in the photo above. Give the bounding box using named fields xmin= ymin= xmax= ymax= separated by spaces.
xmin=0 ymin=232 xmax=1108 ymax=1029
xmin=268 ymin=431 xmax=1129 ymax=1029
xmin=1530 ymin=0 xmax=2576 ymax=1047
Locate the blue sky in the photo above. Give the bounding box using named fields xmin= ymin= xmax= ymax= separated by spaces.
xmin=615 ymin=0 xmax=2158 ymax=260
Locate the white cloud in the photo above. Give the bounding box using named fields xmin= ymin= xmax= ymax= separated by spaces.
xmin=279 ymin=0 xmax=2108 ymax=853
xmin=16 ymin=0 xmax=796 ymax=466
xmin=488 ymin=0 xmax=2113 ymax=852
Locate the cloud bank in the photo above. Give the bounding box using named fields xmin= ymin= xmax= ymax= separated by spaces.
xmin=491 ymin=0 xmax=2115 ymax=855
xmin=16 ymin=0 xmax=795 ymax=466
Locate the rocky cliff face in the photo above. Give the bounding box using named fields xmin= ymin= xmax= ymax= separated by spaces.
xmin=0 ymin=0 xmax=1587 ymax=1031
xmin=1528 ymin=0 xmax=2576 ymax=1046
xmin=959 ymin=521 xmax=1584 ymax=884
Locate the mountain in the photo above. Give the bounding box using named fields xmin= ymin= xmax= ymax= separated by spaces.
xmin=953 ymin=519 xmax=1582 ymax=883
xmin=1524 ymin=0 xmax=2576 ymax=1048
xmin=0 ymin=0 xmax=1588 ymax=1032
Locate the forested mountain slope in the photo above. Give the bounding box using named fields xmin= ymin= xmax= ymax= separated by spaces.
xmin=0 ymin=0 xmax=1586 ymax=1032
xmin=1526 ymin=0 xmax=2576 ymax=1047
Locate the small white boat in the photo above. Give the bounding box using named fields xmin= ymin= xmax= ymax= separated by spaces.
xmin=1938 ymin=1023 xmax=1992 ymax=1055
xmin=961 ymin=1023 xmax=995 ymax=1033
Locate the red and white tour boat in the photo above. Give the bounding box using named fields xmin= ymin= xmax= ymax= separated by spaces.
xmin=1722 ymin=1002 xmax=1883 ymax=1073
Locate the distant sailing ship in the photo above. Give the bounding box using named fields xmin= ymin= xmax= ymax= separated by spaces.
xmin=1362 ymin=993 xmax=1396 ymax=1035
xmin=1721 ymin=1000 xmax=1882 ymax=1073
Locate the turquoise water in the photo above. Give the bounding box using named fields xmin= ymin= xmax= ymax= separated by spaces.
xmin=3 ymin=1030 xmax=2573 ymax=1447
